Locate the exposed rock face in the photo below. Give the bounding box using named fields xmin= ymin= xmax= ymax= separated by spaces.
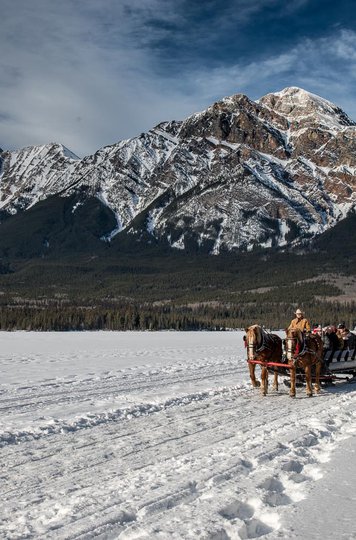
xmin=0 ymin=87 xmax=355 ymax=253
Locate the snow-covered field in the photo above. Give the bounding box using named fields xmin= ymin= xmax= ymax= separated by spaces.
xmin=1 ymin=331 xmax=356 ymax=540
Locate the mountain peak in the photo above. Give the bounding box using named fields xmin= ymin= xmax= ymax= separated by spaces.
xmin=266 ymin=86 xmax=335 ymax=109
xmin=258 ymin=86 xmax=355 ymax=128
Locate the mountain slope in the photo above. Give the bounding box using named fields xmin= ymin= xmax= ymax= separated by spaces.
xmin=0 ymin=87 xmax=355 ymax=255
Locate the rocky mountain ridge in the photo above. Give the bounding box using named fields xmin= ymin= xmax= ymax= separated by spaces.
xmin=0 ymin=86 xmax=355 ymax=254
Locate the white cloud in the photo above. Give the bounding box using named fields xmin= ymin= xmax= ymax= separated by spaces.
xmin=180 ymin=29 xmax=356 ymax=120
xmin=0 ymin=0 xmax=194 ymax=155
xmin=0 ymin=1 xmax=355 ymax=157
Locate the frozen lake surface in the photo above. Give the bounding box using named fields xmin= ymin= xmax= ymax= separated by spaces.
xmin=1 ymin=331 xmax=355 ymax=539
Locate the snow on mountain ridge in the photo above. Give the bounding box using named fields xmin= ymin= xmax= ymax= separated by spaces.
xmin=0 ymin=143 xmax=82 ymax=213
xmin=259 ymin=86 xmax=356 ymax=131
xmin=0 ymin=88 xmax=355 ymax=253
xmin=270 ymin=86 xmax=337 ymax=109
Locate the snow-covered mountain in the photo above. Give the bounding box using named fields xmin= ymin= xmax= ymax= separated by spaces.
xmin=1 ymin=87 xmax=355 ymax=254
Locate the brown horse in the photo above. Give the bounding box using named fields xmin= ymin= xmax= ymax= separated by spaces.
xmin=245 ymin=325 xmax=283 ymax=396
xmin=285 ymin=328 xmax=323 ymax=398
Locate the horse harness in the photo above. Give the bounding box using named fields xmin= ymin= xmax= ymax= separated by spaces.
xmin=286 ymin=333 xmax=320 ymax=366
xmin=248 ymin=328 xmax=280 ymax=361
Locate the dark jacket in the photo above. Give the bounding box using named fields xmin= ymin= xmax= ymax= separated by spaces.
xmin=323 ymin=331 xmax=340 ymax=352
xmin=344 ymin=332 xmax=356 ymax=350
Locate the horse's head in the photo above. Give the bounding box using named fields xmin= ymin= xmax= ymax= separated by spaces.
xmin=244 ymin=325 xmax=262 ymax=360
xmin=285 ymin=328 xmax=303 ymax=360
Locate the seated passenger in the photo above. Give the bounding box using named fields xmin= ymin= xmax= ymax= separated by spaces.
xmin=337 ymin=324 xmax=356 ymax=350
xmin=312 ymin=324 xmax=322 ymax=335
xmin=323 ymin=326 xmax=339 ymax=353
xmin=336 ymin=324 xmax=345 ymax=348
xmin=348 ymin=331 xmax=356 ymax=350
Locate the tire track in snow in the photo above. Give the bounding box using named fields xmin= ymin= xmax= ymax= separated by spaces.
xmin=1 ymin=334 xmax=356 ymax=539
xmin=0 ymin=361 xmax=240 ymax=414
xmin=3 ymin=390 xmax=356 ymax=539
xmin=0 ymin=384 xmax=246 ymax=447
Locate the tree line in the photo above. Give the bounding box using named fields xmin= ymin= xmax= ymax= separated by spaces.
xmin=0 ymin=299 xmax=355 ymax=331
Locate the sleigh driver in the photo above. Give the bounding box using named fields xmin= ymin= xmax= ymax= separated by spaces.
xmin=287 ymin=308 xmax=311 ymax=355
xmin=288 ymin=308 xmax=311 ymax=333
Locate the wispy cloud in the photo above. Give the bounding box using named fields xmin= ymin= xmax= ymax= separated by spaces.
xmin=186 ymin=29 xmax=356 ymax=98
xmin=0 ymin=1 xmax=355 ymax=156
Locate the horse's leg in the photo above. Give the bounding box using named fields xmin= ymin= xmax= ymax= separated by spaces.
xmin=314 ymin=360 xmax=321 ymax=393
xmin=249 ymin=362 xmax=260 ymax=388
xmin=261 ymin=365 xmax=268 ymax=396
xmin=272 ymin=368 xmax=278 ymax=391
xmin=289 ymin=364 xmax=296 ymax=398
xmin=305 ymin=364 xmax=313 ymax=397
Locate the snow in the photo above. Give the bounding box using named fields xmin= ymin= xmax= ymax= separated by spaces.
xmin=221 ymin=141 xmax=240 ymax=150
xmin=278 ymin=219 xmax=290 ymax=246
xmin=204 ymin=137 xmax=240 ymax=152
xmin=71 ymin=201 xmax=83 ymax=213
xmin=260 ymin=87 xmax=356 ymax=133
xmin=205 ymin=136 xmax=220 ymax=146
xmin=244 ymin=157 xmax=304 ymax=214
xmin=334 ymin=201 xmax=355 ymax=220
xmin=97 ymin=191 xmax=124 ymax=241
xmin=259 ymin=238 xmax=273 ymax=249
xmin=269 ymin=87 xmax=339 ymax=116
xmin=0 ymin=143 xmax=81 ymax=212
xmin=211 ymin=220 xmax=224 ymax=255
xmin=171 ymin=234 xmax=185 ymax=249
xmin=243 ymin=151 xmax=348 ymax=243
xmin=1 ymin=331 xmax=356 ymax=539
xmin=152 ymin=129 xmax=179 ymax=145
xmin=2 ymin=87 xmax=356 ymax=255
xmin=284 ymin=432 xmax=356 ymax=539
xmin=146 ymin=200 xmax=170 ymax=236
xmin=61 ymin=145 xmax=80 ymax=161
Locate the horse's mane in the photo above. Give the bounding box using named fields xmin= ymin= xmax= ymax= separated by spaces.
xmin=306 ymin=332 xmax=323 ymax=351
xmin=255 ymin=325 xmax=262 ymax=336
xmin=287 ymin=327 xmax=303 ymax=342
xmin=249 ymin=324 xmax=262 ymax=345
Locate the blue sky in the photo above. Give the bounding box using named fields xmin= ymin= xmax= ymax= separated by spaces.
xmin=0 ymin=0 xmax=356 ymax=156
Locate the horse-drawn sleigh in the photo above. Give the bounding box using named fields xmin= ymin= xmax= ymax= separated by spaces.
xmin=244 ymin=324 xmax=356 ymax=398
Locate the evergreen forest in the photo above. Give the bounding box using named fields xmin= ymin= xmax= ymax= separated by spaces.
xmin=0 ymin=213 xmax=355 ymax=331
